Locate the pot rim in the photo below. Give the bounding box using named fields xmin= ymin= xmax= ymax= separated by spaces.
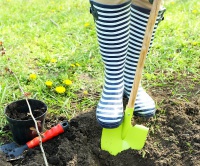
xmin=4 ymin=99 xmax=47 ymax=122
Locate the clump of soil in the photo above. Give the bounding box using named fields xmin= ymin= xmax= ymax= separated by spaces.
xmin=5 ymin=99 xmax=47 ymax=120
xmin=0 ymin=96 xmax=199 ymax=166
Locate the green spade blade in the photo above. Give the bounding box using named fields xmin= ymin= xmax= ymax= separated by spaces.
xmin=101 ymin=108 xmax=149 ymax=156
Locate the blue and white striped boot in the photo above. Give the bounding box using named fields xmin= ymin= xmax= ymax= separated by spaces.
xmin=124 ymin=4 xmax=166 ymax=118
xmin=90 ymin=1 xmax=131 ymax=128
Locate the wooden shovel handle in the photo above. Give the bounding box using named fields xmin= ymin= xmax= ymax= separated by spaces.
xmin=127 ymin=0 xmax=162 ymax=108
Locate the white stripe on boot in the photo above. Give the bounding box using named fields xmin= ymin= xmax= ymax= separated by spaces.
xmin=124 ymin=4 xmax=165 ymax=118
xmin=90 ymin=1 xmax=131 ymax=128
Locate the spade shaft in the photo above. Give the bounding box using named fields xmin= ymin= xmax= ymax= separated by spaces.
xmin=121 ymin=0 xmax=163 ymax=140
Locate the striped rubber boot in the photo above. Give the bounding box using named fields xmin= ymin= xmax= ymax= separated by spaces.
xmin=90 ymin=1 xmax=131 ymax=128
xmin=124 ymin=4 xmax=166 ymax=118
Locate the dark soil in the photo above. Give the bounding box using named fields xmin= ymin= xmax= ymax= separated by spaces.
xmin=5 ymin=99 xmax=47 ymax=120
xmin=0 ymin=84 xmax=199 ymax=166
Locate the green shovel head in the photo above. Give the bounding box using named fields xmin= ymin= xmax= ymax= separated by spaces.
xmin=101 ymin=108 xmax=149 ymax=156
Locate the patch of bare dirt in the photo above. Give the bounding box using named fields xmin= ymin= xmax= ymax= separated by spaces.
xmin=0 ymin=82 xmax=199 ymax=166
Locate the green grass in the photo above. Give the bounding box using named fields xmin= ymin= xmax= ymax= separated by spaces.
xmin=0 ymin=0 xmax=199 ymax=137
xmin=146 ymin=0 xmax=200 ymax=85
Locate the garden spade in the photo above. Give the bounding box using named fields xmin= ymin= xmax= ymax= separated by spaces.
xmin=0 ymin=121 xmax=69 ymax=161
xmin=101 ymin=0 xmax=162 ymax=155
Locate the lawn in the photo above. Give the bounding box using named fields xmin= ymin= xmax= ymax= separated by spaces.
xmin=0 ymin=0 xmax=102 ymax=124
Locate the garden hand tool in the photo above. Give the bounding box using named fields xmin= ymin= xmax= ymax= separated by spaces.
xmin=101 ymin=0 xmax=162 ymax=156
xmin=0 ymin=121 xmax=69 ymax=161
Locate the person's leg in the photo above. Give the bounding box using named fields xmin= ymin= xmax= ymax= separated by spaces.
xmin=95 ymin=0 xmax=129 ymax=5
xmin=90 ymin=0 xmax=131 ymax=128
xmin=124 ymin=0 xmax=165 ymax=117
xmin=132 ymin=0 xmax=164 ymax=9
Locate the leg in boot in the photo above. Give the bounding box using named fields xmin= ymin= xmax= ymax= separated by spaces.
xmin=124 ymin=1 xmax=166 ymax=118
xmin=90 ymin=0 xmax=131 ymax=128
xmin=132 ymin=0 xmax=164 ymax=10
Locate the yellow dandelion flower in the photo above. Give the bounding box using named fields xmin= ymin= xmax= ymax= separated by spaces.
xmin=192 ymin=42 xmax=197 ymax=46
xmin=83 ymin=90 xmax=88 ymax=95
xmin=45 ymin=81 xmax=53 ymax=87
xmin=50 ymin=58 xmax=57 ymax=63
xmin=63 ymin=79 xmax=72 ymax=85
xmin=55 ymin=86 xmax=66 ymax=93
xmin=76 ymin=63 xmax=80 ymax=67
xmin=192 ymin=10 xmax=197 ymax=14
xmin=171 ymin=1 xmax=175 ymax=4
xmin=84 ymin=23 xmax=90 ymax=27
xmin=70 ymin=64 xmax=75 ymax=67
xmin=29 ymin=73 xmax=37 ymax=80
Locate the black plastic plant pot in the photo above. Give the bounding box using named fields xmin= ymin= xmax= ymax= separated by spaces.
xmin=4 ymin=99 xmax=47 ymax=145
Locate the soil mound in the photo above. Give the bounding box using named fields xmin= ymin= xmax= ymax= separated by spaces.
xmin=0 ymin=96 xmax=199 ymax=166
